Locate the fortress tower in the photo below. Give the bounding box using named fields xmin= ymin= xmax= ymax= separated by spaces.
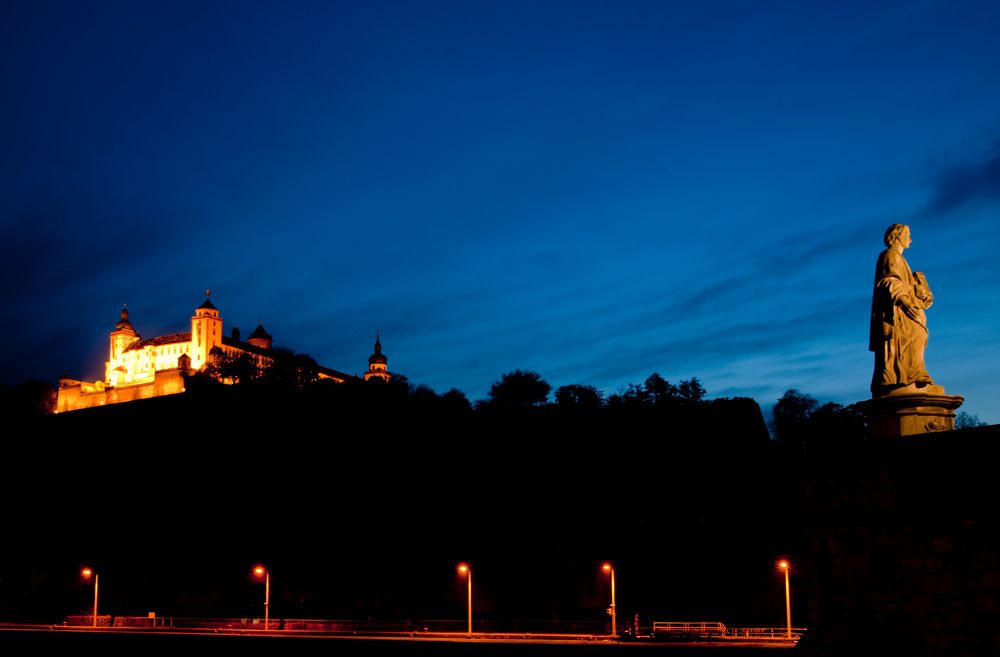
xmin=106 ymin=306 xmax=140 ymax=386
xmin=191 ymin=290 xmax=223 ymax=370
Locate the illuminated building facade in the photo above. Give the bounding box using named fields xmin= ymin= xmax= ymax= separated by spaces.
xmin=56 ymin=293 xmax=381 ymax=412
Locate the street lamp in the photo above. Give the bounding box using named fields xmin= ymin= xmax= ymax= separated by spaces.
xmin=778 ymin=560 xmax=791 ymax=639
xmin=458 ymin=563 xmax=472 ymax=638
xmin=253 ymin=565 xmax=270 ymax=631
xmin=602 ymin=563 xmax=616 ymax=638
xmin=81 ymin=567 xmax=98 ymax=628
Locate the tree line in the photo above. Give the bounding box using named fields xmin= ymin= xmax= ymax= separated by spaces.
xmin=4 ymin=355 xmax=989 ymax=437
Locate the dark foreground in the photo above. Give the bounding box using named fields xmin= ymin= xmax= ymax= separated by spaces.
xmin=0 ymin=627 xmax=798 ymax=656
xmin=6 ymin=388 xmax=1000 ymax=656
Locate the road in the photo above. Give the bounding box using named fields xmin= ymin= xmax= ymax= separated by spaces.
xmin=0 ymin=624 xmax=800 ymax=654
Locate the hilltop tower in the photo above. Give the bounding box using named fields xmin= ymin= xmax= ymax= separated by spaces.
xmin=106 ymin=306 xmax=141 ymax=385
xmin=247 ymin=322 xmax=273 ymax=350
xmin=191 ymin=290 xmax=223 ymax=370
xmin=364 ymin=332 xmax=391 ymax=382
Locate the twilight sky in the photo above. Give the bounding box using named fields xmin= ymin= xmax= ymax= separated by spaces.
xmin=3 ymin=0 xmax=999 ymax=422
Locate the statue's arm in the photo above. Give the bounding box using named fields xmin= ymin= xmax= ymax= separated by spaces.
xmin=880 ymin=252 xmax=923 ymax=316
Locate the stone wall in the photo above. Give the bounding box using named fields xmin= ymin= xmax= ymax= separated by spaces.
xmin=56 ymin=368 xmax=188 ymax=412
xmin=798 ymin=424 xmax=1000 ymax=656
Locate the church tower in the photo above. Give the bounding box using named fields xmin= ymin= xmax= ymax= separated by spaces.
xmin=106 ymin=305 xmax=140 ymax=384
xmin=364 ymin=332 xmax=391 ymax=382
xmin=191 ymin=290 xmax=223 ymax=370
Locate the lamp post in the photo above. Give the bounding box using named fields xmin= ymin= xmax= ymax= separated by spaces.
xmin=778 ymin=560 xmax=791 ymax=639
xmin=458 ymin=563 xmax=472 ymax=638
xmin=602 ymin=563 xmax=616 ymax=638
xmin=81 ymin=568 xmax=98 ymax=628
xmin=254 ymin=566 xmax=270 ymax=631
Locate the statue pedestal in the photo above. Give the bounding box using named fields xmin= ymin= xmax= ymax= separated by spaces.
xmin=862 ymin=384 xmax=964 ymax=438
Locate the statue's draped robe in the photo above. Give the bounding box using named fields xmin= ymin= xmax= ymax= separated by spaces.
xmin=869 ymin=248 xmax=931 ymax=395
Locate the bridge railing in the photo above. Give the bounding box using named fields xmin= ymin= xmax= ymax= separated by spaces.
xmin=651 ymin=621 xmax=804 ymax=642
xmin=721 ymin=626 xmax=806 ymax=641
xmin=64 ymin=616 xmax=609 ymax=635
xmin=651 ymin=621 xmax=727 ymax=637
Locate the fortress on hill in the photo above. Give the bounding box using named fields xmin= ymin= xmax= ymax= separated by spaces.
xmin=56 ymin=292 xmax=391 ymax=412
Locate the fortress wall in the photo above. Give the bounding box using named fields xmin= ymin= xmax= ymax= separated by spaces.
xmin=56 ymin=369 xmax=188 ymax=411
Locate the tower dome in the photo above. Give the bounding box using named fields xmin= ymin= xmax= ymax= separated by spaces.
xmin=364 ymin=332 xmax=390 ymax=381
xmin=113 ymin=306 xmax=137 ymax=333
xmin=107 ymin=304 xmax=140 ymax=382
xmin=368 ymin=334 xmax=387 ymax=365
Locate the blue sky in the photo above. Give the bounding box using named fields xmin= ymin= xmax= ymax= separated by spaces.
xmin=2 ymin=0 xmax=999 ymax=422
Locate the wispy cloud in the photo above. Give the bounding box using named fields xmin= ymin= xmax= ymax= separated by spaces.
xmin=927 ymin=140 xmax=1000 ymax=213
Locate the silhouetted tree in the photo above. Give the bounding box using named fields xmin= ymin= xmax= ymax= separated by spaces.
xmin=771 ymin=389 xmax=818 ymax=445
xmin=485 ymin=370 xmax=551 ymax=408
xmin=554 ymin=384 xmax=603 ymax=410
xmin=205 ymin=347 xmax=263 ymax=384
xmin=955 ymin=412 xmax=987 ymax=429
xmin=441 ymin=388 xmax=472 ymax=414
xmin=643 ymin=373 xmax=678 ymax=405
xmin=611 ymin=382 xmax=648 ymax=409
xmin=0 ymin=380 xmax=55 ymax=417
xmin=807 ymin=401 xmax=868 ymax=444
xmin=678 ymin=377 xmax=707 ymax=403
xmin=411 ymin=383 xmax=438 ymax=403
xmin=384 ymin=372 xmax=412 ymax=396
xmin=771 ymin=390 xmax=868 ymax=445
xmin=608 ymin=374 xmax=709 ymax=412
xmin=260 ymin=348 xmax=319 ymax=387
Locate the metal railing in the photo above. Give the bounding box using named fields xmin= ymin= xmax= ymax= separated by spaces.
xmin=720 ymin=626 xmax=806 ymax=641
xmin=62 ymin=615 xmax=804 ymax=642
xmin=651 ymin=621 xmax=804 ymax=642
xmin=651 ymin=621 xmax=727 ymax=637
xmin=63 ymin=616 xmax=610 ymax=635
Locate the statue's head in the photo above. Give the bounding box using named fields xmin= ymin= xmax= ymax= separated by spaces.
xmin=884 ymin=223 xmax=909 ymax=247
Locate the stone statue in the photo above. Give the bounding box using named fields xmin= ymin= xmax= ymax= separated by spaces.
xmin=869 ymin=223 xmax=934 ymax=396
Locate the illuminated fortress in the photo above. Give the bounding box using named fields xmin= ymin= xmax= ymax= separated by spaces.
xmin=56 ymin=292 xmax=391 ymax=412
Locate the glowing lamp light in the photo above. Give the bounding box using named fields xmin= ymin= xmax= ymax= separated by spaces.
xmin=601 ymin=562 xmax=617 ymax=638
xmin=457 ymin=563 xmax=472 ymax=637
xmin=81 ymin=567 xmax=98 ymax=628
xmin=777 ymin=559 xmax=792 ymax=639
xmin=253 ymin=565 xmax=270 ymax=631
